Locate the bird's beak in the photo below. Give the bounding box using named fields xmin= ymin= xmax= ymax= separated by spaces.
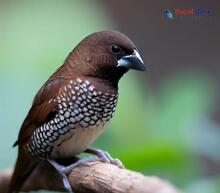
xmin=117 ymin=49 xmax=146 ymax=71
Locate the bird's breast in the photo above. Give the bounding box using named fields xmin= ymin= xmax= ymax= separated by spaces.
xmin=27 ymin=78 xmax=118 ymax=159
xmin=50 ymin=121 xmax=106 ymax=158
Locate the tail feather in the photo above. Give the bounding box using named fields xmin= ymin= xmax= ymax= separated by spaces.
xmin=7 ymin=146 xmax=37 ymax=193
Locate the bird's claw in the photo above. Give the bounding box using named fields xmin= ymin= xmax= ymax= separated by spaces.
xmin=48 ymin=159 xmax=74 ymax=193
xmin=96 ymin=150 xmax=125 ymax=169
xmin=85 ymin=148 xmax=125 ymax=169
xmin=48 ymin=149 xmax=124 ymax=193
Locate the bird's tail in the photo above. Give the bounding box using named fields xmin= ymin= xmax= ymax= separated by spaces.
xmin=7 ymin=146 xmax=37 ymax=193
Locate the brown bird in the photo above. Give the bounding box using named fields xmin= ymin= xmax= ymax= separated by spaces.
xmin=7 ymin=31 xmax=146 ymax=193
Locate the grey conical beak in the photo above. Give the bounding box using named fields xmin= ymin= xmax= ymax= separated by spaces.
xmin=117 ymin=49 xmax=146 ymax=71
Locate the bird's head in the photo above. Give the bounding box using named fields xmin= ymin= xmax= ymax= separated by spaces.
xmin=66 ymin=31 xmax=146 ymax=86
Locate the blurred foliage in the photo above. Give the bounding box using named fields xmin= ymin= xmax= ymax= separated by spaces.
xmin=0 ymin=1 xmax=220 ymax=193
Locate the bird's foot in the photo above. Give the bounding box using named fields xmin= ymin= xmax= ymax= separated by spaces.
xmin=48 ymin=149 xmax=124 ymax=192
xmin=84 ymin=147 xmax=125 ymax=169
xmin=48 ymin=157 xmax=100 ymax=193
xmin=48 ymin=159 xmax=73 ymax=193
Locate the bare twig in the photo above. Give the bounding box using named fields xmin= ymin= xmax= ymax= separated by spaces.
xmin=0 ymin=161 xmax=182 ymax=193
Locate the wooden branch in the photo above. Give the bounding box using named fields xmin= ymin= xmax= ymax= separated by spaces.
xmin=0 ymin=160 xmax=182 ymax=193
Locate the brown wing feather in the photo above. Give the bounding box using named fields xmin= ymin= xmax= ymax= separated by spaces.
xmin=14 ymin=77 xmax=69 ymax=146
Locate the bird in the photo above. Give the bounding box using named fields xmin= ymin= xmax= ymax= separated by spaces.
xmin=7 ymin=31 xmax=146 ymax=193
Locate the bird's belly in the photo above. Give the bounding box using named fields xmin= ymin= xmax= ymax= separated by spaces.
xmin=50 ymin=122 xmax=106 ymax=158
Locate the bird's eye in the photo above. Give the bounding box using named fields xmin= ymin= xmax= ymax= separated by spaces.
xmin=110 ymin=44 xmax=121 ymax=54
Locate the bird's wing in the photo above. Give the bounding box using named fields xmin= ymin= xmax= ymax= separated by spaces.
xmin=14 ymin=76 xmax=68 ymax=147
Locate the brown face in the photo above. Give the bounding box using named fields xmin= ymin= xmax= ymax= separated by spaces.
xmin=69 ymin=31 xmax=146 ymax=85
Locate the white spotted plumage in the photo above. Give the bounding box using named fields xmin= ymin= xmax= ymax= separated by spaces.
xmin=27 ymin=79 xmax=118 ymax=158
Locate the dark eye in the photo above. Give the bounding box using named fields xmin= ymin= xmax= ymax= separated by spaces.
xmin=110 ymin=44 xmax=121 ymax=54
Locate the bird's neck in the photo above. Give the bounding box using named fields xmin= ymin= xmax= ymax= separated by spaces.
xmin=82 ymin=76 xmax=118 ymax=95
